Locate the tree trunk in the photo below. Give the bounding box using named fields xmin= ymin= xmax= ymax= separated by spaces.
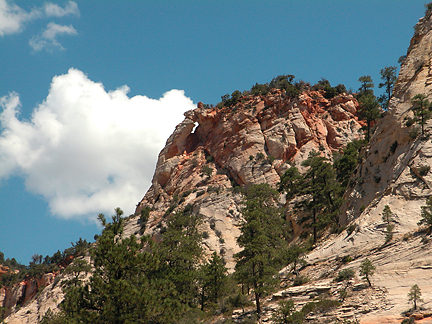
xmin=313 ymin=208 xmax=317 ymax=244
xmin=254 ymin=290 xmax=260 ymax=314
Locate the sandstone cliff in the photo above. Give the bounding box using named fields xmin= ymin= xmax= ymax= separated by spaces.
xmin=132 ymin=89 xmax=363 ymax=269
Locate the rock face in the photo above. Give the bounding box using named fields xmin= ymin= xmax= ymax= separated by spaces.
xmin=134 ymin=89 xmax=363 ymax=268
xmin=1 ymin=272 xmax=60 ymax=323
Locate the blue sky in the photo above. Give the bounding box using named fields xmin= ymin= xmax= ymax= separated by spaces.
xmin=0 ymin=0 xmax=427 ymax=264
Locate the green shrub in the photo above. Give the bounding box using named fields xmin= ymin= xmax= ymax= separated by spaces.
xmin=210 ymin=220 xmax=216 ymax=230
xmin=339 ymin=290 xmax=348 ymax=302
xmin=271 ymin=300 xmax=305 ymax=324
xmin=183 ymin=204 xmax=193 ymax=214
xmin=406 ymin=117 xmax=415 ymax=127
xmin=389 ymin=141 xmax=398 ymax=154
xmin=409 ymin=126 xmax=421 ymax=139
xmin=301 ymin=299 xmax=340 ymax=314
xmin=196 ymin=190 xmax=205 ymax=197
xmin=267 ymin=155 xmax=275 ymax=165
xmin=164 ymin=204 xmax=177 ymax=216
xmin=336 ymin=268 xmax=355 ymax=282
xmin=256 ymin=152 xmax=265 ymax=160
xmin=250 ymin=83 xmax=270 ymax=96
xmin=202 ymin=165 xmax=213 ymax=177
xmin=293 ymin=275 xmax=309 ymax=286
xmin=346 ymin=224 xmax=357 ymax=236
xmin=181 ymin=190 xmax=192 ymax=198
xmin=341 ymin=255 xmax=353 ymax=263
xmin=419 ymin=165 xmax=430 ymax=176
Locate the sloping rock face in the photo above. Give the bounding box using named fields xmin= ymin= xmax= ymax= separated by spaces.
xmin=132 ymin=89 xmax=363 ymax=268
xmin=306 ymin=9 xmax=432 ymax=323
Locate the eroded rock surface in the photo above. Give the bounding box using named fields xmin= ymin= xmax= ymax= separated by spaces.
xmin=133 ymin=89 xmax=363 ymax=267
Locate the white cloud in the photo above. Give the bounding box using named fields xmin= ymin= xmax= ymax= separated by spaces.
xmin=0 ymin=68 xmax=196 ymax=220
xmin=44 ymin=1 xmax=79 ymax=18
xmin=29 ymin=22 xmax=77 ymax=52
xmin=0 ymin=0 xmax=79 ymax=45
xmin=0 ymin=0 xmax=36 ymax=36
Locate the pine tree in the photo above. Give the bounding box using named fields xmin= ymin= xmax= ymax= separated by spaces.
xmin=333 ymin=140 xmax=366 ymax=189
xmin=300 ymin=151 xmax=343 ymax=243
xmin=198 ymin=252 xmax=228 ymax=310
xmin=358 ymin=93 xmax=381 ymax=141
xmin=378 ymin=66 xmax=397 ymax=110
xmin=418 ymin=196 xmax=432 ymax=231
xmin=411 ymin=93 xmax=431 ymax=135
xmin=408 ymin=284 xmax=423 ymax=310
xmin=357 ymin=75 xmax=374 ymax=96
xmin=382 ymin=205 xmax=395 ymax=243
xmin=60 ymin=207 xmax=204 ymax=323
xmin=278 ymin=166 xmax=303 ymax=200
xmin=234 ymin=183 xmax=288 ymax=315
xmin=359 ymin=258 xmax=375 ymax=287
xmin=155 ymin=210 xmax=204 ymax=311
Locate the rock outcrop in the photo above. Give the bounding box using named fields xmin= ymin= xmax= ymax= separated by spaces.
xmin=134 ymin=89 xmax=364 ymax=268
xmin=1 ymin=272 xmax=60 ymax=323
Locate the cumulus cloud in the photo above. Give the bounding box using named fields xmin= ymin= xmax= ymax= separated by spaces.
xmin=0 ymin=0 xmax=79 ymax=48
xmin=0 ymin=68 xmax=195 ymax=220
xmin=29 ymin=22 xmax=77 ymax=52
